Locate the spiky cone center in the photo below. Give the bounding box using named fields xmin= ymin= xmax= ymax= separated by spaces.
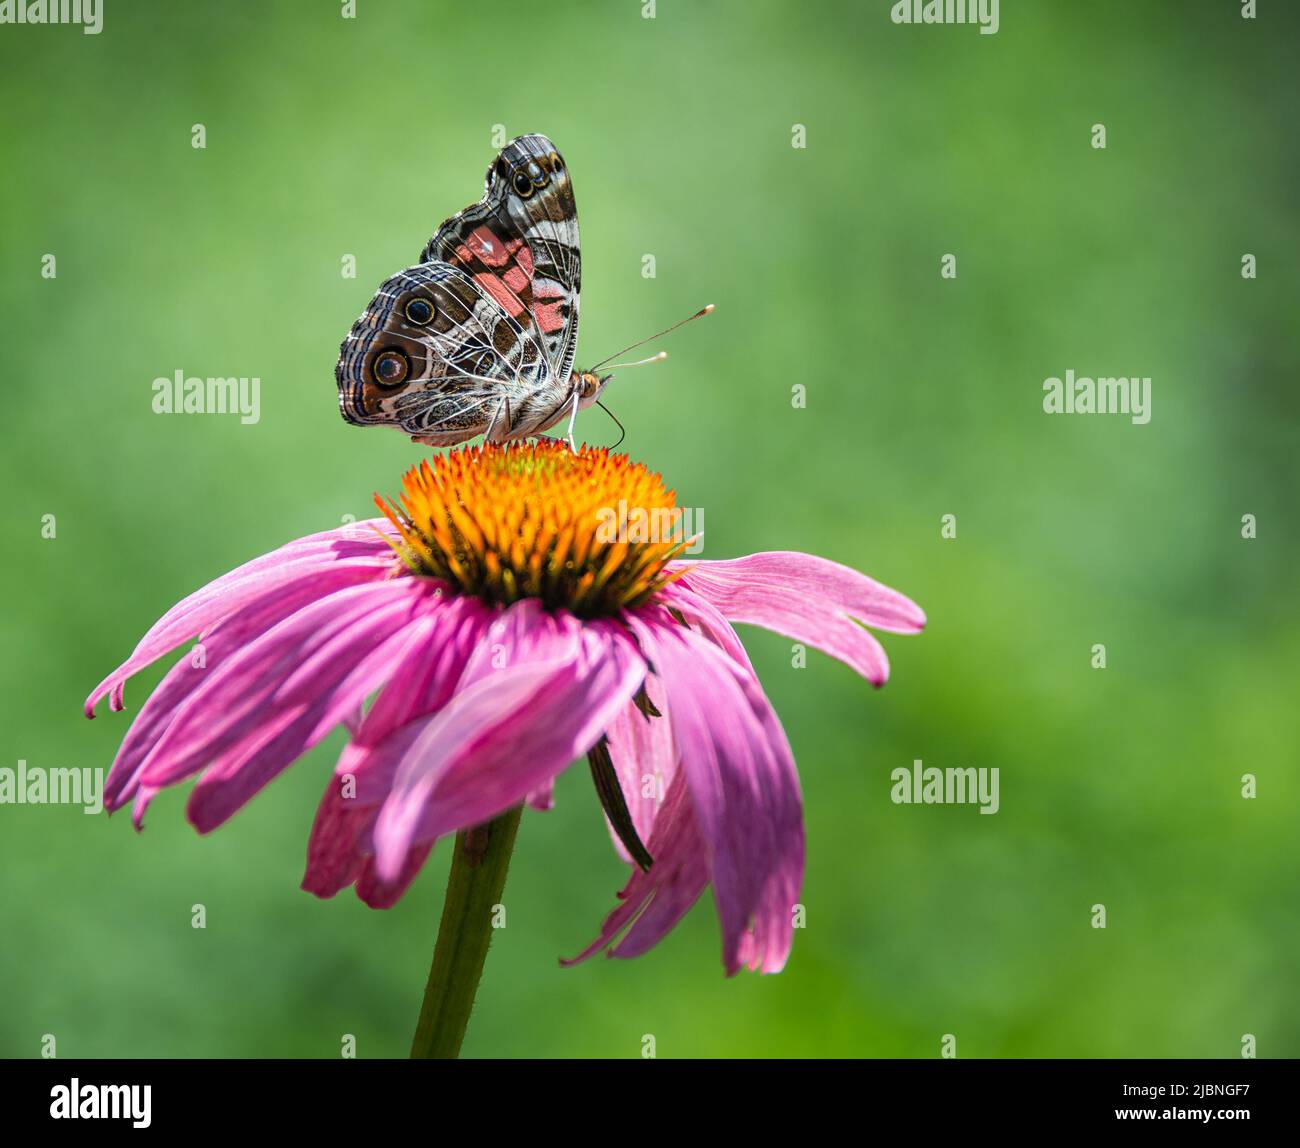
xmin=376 ymin=442 xmax=693 ymax=618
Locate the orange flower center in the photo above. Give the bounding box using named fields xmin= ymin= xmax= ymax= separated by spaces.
xmin=376 ymin=442 xmax=693 ymax=617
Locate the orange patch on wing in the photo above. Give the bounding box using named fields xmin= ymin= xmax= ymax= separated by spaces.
xmin=474 ymin=271 xmax=526 ymax=316
xmin=452 ymin=228 xmax=536 ymax=319
xmin=534 ymin=300 xmax=566 ymax=332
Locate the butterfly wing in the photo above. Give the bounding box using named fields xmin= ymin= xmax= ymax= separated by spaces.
xmin=336 ymin=261 xmax=552 ymax=445
xmin=423 ymin=133 xmax=581 ymax=384
xmin=335 ymin=134 xmax=581 ymax=444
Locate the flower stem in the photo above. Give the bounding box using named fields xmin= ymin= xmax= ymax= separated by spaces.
xmin=410 ymin=805 xmax=523 ymax=1059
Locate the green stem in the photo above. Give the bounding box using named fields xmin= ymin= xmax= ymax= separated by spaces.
xmin=409 ymin=805 xmax=523 ymax=1059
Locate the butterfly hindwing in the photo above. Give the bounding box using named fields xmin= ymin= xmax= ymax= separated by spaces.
xmin=336 ymin=261 xmax=550 ymax=445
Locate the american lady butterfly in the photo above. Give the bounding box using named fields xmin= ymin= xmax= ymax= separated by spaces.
xmin=336 ymin=133 xmax=708 ymax=449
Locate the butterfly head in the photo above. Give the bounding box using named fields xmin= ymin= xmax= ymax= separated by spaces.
xmin=575 ymin=370 xmax=614 ymax=408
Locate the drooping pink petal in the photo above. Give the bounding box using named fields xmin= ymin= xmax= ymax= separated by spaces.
xmin=302 ymin=597 xmax=493 ymax=903
xmin=102 ymin=573 xmax=382 ymax=812
xmin=601 ymin=672 xmax=675 ymax=864
xmin=670 ymin=551 xmax=925 ymax=686
xmin=301 ymin=775 xmax=367 ymax=899
xmin=345 ymin=595 xmax=491 ymax=754
xmin=525 ymin=779 xmax=556 ymax=812
xmin=563 ymin=769 xmax=709 ymax=966
xmin=655 ymin=582 xmax=756 ymax=674
xmin=114 ymin=579 xmax=428 ymax=829
xmin=181 ymin=586 xmax=435 ymax=832
xmin=355 ymin=845 xmax=434 ymax=909
xmin=85 ymin=519 xmax=401 ymax=716
xmin=628 ymin=610 xmax=804 ymax=974
xmin=371 ymin=601 xmax=646 ymax=882
xmin=341 ymin=705 xmax=366 ymax=738
xmin=183 ymin=627 xmax=411 ymax=833
xmin=136 ymin=581 xmax=419 ymax=786
xmin=303 ymin=765 xmax=435 ymax=909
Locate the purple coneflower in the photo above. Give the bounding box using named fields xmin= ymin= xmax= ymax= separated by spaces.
xmin=87 ymin=443 xmax=922 ymax=1052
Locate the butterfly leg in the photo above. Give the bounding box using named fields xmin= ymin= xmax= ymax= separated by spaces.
xmin=484 ymin=395 xmax=514 ymax=445
xmin=560 ymin=390 xmax=581 ymax=454
xmin=524 ymin=392 xmax=582 ymax=453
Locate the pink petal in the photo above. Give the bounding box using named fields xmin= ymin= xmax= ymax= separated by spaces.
xmin=102 ymin=573 xmax=376 ymax=812
xmin=525 ymin=779 xmax=556 ymax=812
xmin=301 ymin=597 xmax=493 ymax=903
xmin=355 ymin=845 xmax=434 ymax=909
xmin=349 ymin=596 xmax=491 ymax=747
xmin=563 ymin=769 xmax=708 ymax=966
xmin=180 ymin=586 xmax=432 ymax=832
xmin=670 ymin=551 xmax=925 ymax=687
xmin=119 ymin=580 xmax=424 ymax=830
xmin=301 ymin=774 xmax=367 ymax=898
xmin=371 ymin=602 xmax=646 ymax=881
xmin=85 ymin=519 xmax=399 ymax=717
xmin=302 ymin=773 xmax=434 ymax=909
xmin=601 ymin=673 xmax=675 ymax=864
xmin=628 ymin=610 xmax=804 ymax=975
xmin=655 ymin=582 xmax=756 ymax=674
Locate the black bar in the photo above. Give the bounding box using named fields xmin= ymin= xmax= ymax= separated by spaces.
xmin=1 ymin=1058 xmax=1289 ymax=1133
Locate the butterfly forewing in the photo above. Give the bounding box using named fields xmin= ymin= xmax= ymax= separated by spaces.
xmin=423 ymin=134 xmax=581 ymax=382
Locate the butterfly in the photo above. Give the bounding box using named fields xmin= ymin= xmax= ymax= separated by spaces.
xmin=336 ymin=133 xmax=708 ymax=449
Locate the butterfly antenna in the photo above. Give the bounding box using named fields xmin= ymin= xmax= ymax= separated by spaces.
xmin=596 ymin=399 xmax=626 ymax=449
xmin=589 ymin=304 xmax=714 ymax=372
xmin=600 ymin=351 xmax=668 ymax=371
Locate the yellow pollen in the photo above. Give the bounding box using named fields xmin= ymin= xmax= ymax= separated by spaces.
xmin=376 ymin=442 xmax=692 ymax=617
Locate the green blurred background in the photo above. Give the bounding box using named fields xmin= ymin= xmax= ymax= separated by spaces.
xmin=2 ymin=0 xmax=1296 ymax=1058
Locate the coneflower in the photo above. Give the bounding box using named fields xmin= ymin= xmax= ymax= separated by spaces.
xmin=86 ymin=442 xmax=923 ymax=1055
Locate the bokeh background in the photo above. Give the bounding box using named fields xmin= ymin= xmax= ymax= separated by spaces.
xmin=2 ymin=0 xmax=1296 ymax=1059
